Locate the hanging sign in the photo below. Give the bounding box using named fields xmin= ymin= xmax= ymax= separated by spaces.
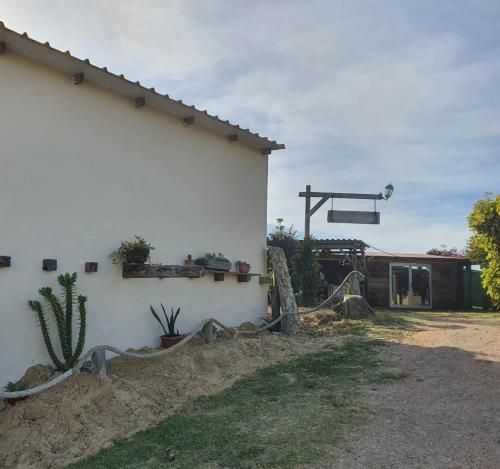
xmin=327 ymin=210 xmax=380 ymax=224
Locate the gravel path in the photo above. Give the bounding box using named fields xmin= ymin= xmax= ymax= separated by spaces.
xmin=331 ymin=313 xmax=500 ymax=469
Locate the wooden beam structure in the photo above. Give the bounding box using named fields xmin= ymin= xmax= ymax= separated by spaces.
xmin=300 ymin=184 xmax=385 ymax=238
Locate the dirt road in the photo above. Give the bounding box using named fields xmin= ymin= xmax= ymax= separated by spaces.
xmin=332 ymin=313 xmax=500 ymax=469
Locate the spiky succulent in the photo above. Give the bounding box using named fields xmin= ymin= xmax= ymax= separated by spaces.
xmin=28 ymin=273 xmax=87 ymax=371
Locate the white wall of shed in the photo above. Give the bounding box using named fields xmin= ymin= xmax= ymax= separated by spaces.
xmin=0 ymin=52 xmax=269 ymax=382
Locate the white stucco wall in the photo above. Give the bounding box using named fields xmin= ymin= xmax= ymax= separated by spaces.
xmin=0 ymin=52 xmax=269 ymax=382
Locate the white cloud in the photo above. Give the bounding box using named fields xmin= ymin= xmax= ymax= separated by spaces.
xmin=1 ymin=0 xmax=499 ymax=252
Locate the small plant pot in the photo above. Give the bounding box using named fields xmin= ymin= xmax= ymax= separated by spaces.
xmin=4 ymin=396 xmax=26 ymax=406
xmin=160 ymin=335 xmax=185 ymax=349
xmin=238 ymin=262 xmax=251 ymax=274
xmin=124 ymin=248 xmax=149 ymax=264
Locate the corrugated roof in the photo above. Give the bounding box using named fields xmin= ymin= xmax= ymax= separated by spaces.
xmin=314 ymin=239 xmax=368 ymax=249
xmin=365 ymin=252 xmax=466 ymax=261
xmin=0 ymin=22 xmax=285 ymax=153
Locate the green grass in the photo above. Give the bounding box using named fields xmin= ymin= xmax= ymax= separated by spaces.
xmin=69 ymin=338 xmax=392 ymax=469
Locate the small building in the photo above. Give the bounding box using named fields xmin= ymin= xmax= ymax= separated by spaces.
xmin=315 ymin=240 xmax=470 ymax=310
xmin=364 ymin=253 xmax=469 ymax=310
xmin=0 ymin=24 xmax=284 ymax=382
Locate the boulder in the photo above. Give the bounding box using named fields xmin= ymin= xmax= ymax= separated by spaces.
xmin=334 ymin=295 xmax=375 ymax=319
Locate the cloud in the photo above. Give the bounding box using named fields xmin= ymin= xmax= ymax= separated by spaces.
xmin=2 ymin=0 xmax=499 ymax=252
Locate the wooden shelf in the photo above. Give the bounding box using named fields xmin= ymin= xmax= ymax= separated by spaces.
xmin=122 ymin=264 xmax=204 ymax=278
xmin=204 ymin=270 xmax=261 ymax=283
xmin=122 ymin=264 xmax=262 ymax=284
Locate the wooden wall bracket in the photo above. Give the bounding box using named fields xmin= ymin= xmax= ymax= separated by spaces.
xmin=42 ymin=259 xmax=57 ymax=271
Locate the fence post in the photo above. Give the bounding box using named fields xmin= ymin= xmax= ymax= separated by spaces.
xmin=91 ymin=349 xmax=107 ymax=377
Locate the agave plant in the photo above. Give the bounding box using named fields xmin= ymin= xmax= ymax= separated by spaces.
xmin=4 ymin=380 xmax=26 ymax=393
xmin=150 ymin=304 xmax=181 ymax=337
xmin=28 ymin=273 xmax=87 ymax=371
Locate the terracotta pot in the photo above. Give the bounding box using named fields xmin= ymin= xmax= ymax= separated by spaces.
xmin=238 ymin=262 xmax=251 ymax=274
xmin=160 ymin=335 xmax=185 ymax=349
xmin=124 ymin=248 xmax=149 ymax=264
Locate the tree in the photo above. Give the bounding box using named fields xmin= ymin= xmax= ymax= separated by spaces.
xmin=291 ymin=237 xmax=322 ymax=306
xmin=467 ymin=194 xmax=500 ymax=309
xmin=267 ymin=219 xmax=299 ymax=264
xmin=426 ymin=245 xmax=463 ymax=257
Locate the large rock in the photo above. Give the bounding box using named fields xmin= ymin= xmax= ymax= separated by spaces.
xmin=335 ymin=295 xmax=375 ymax=319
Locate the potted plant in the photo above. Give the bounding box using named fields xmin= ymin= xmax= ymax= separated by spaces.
xmin=195 ymin=252 xmax=231 ymax=271
xmin=150 ymin=304 xmax=184 ymax=348
xmin=4 ymin=380 xmax=27 ymax=406
xmin=184 ymin=254 xmax=195 ymax=266
xmin=111 ymin=235 xmax=155 ymax=265
xmin=237 ymin=261 xmax=251 ymax=274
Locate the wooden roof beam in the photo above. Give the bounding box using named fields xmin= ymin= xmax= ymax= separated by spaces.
xmin=134 ymin=97 xmax=146 ymax=108
xmin=183 ymin=116 xmax=194 ymax=126
xmin=226 ymin=134 xmax=238 ymax=143
xmin=73 ymin=72 xmax=84 ymax=85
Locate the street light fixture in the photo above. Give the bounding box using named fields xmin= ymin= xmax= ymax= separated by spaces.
xmin=384 ymin=183 xmax=394 ymax=200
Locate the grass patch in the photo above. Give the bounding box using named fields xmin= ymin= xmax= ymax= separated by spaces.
xmin=70 ymin=338 xmax=390 ymax=469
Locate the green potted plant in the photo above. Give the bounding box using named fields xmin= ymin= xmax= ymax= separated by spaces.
xmin=195 ymin=252 xmax=231 ymax=271
xmin=4 ymin=380 xmax=27 ymax=406
xmin=150 ymin=304 xmax=184 ymax=348
xmin=112 ymin=235 xmax=155 ymax=265
xmin=236 ymin=261 xmax=251 ymax=274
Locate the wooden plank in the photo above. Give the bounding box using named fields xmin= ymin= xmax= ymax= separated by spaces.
xmin=328 ymin=210 xmax=380 ymax=224
xmin=300 ymin=191 xmax=383 ymax=200
xmin=122 ymin=264 xmax=204 ymax=278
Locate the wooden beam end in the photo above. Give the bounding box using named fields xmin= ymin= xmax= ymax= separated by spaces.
xmin=0 ymin=42 xmax=6 ymax=54
xmin=261 ymin=148 xmax=272 ymax=155
xmin=183 ymin=116 xmax=195 ymax=126
xmin=134 ymin=97 xmax=146 ymax=108
xmin=73 ymin=73 xmax=84 ymax=85
xmin=226 ymin=134 xmax=238 ymax=143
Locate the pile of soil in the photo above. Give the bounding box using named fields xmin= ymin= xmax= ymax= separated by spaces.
xmin=0 ymin=329 xmax=338 ymax=468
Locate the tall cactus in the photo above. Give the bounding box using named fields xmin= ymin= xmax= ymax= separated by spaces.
xmin=28 ymin=273 xmax=87 ymax=371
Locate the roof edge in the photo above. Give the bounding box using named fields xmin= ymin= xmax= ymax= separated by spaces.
xmin=0 ymin=22 xmax=285 ymax=153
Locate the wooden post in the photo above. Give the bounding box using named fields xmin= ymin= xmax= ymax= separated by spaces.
xmin=202 ymin=321 xmax=216 ymax=344
xmin=350 ymin=273 xmax=361 ymax=296
xmin=304 ymin=184 xmax=311 ymax=238
xmin=91 ymin=350 xmax=106 ymax=377
xmin=270 ymin=285 xmax=281 ymax=331
xmin=268 ymin=246 xmax=298 ymax=335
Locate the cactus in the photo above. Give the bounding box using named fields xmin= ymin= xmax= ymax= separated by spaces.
xmin=28 ymin=273 xmax=87 ymax=371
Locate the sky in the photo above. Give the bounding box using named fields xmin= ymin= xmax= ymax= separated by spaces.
xmin=2 ymin=0 xmax=499 ymax=253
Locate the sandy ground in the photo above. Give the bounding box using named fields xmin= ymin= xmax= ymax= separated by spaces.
xmin=0 ymin=329 xmax=338 ymax=469
xmin=331 ymin=314 xmax=500 ymax=469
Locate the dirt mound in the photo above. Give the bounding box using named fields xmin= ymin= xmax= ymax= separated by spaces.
xmin=0 ymin=331 xmax=338 ymax=468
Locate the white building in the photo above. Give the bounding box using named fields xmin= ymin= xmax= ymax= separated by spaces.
xmin=0 ymin=23 xmax=284 ymax=382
